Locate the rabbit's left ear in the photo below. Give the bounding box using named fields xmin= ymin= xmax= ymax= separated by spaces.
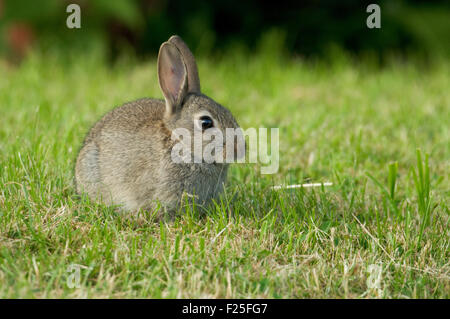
xmin=158 ymin=42 xmax=188 ymax=116
xmin=168 ymin=35 xmax=201 ymax=94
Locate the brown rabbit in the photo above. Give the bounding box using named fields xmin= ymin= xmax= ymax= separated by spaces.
xmin=75 ymin=35 xmax=242 ymax=216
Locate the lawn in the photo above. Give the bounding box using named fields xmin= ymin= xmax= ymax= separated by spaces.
xmin=0 ymin=48 xmax=448 ymax=298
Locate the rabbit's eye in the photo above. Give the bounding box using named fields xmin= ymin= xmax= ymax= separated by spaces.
xmin=199 ymin=116 xmax=214 ymax=130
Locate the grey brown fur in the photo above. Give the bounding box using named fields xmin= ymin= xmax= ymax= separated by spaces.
xmin=75 ymin=35 xmax=241 ymax=216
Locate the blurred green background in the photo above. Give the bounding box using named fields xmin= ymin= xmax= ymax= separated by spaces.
xmin=0 ymin=0 xmax=449 ymax=61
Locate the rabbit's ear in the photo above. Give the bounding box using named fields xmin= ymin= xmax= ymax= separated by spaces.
xmin=158 ymin=42 xmax=188 ymax=116
xmin=168 ymin=35 xmax=201 ymax=93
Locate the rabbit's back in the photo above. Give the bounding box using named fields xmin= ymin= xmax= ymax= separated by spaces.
xmin=84 ymin=98 xmax=166 ymax=142
xmin=75 ymin=98 xmax=171 ymax=210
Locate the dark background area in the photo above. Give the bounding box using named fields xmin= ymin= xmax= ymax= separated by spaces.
xmin=0 ymin=0 xmax=449 ymax=61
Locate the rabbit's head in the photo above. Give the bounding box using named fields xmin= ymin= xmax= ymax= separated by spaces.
xmin=158 ymin=36 xmax=244 ymax=164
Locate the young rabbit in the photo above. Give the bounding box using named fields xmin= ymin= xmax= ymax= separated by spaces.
xmin=75 ymin=35 xmax=242 ymax=216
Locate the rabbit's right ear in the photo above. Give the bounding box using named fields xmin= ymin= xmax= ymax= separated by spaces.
xmin=168 ymin=35 xmax=201 ymax=93
xmin=158 ymin=42 xmax=188 ymax=116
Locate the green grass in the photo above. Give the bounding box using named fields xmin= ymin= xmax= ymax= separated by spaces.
xmin=0 ymin=49 xmax=448 ymax=298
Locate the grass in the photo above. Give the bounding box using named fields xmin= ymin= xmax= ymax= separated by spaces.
xmin=0 ymin=47 xmax=448 ymax=298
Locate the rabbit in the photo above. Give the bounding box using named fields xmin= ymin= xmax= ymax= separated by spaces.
xmin=75 ymin=35 xmax=243 ymax=217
